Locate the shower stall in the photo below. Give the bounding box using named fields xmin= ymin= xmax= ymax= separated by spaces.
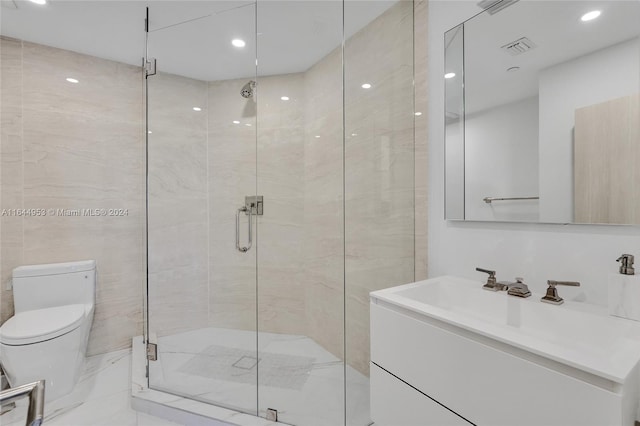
xmin=144 ymin=1 xmax=417 ymax=424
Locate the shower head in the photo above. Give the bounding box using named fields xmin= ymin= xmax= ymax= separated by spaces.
xmin=241 ymin=80 xmax=256 ymax=98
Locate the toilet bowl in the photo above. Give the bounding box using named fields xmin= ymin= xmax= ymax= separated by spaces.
xmin=0 ymin=260 xmax=95 ymax=402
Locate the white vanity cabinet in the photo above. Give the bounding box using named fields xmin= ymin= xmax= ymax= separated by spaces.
xmin=370 ymin=363 xmax=471 ymax=426
xmin=370 ymin=277 xmax=640 ymax=426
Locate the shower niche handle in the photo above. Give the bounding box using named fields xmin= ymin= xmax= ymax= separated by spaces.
xmin=235 ymin=196 xmax=263 ymax=253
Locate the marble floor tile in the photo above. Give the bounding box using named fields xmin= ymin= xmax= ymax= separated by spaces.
xmin=137 ymin=413 xmax=183 ymax=426
xmin=0 ymin=349 xmax=179 ymax=426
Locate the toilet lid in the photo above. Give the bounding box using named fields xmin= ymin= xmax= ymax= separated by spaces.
xmin=0 ymin=304 xmax=86 ymax=345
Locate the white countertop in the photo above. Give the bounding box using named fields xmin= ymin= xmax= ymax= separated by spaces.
xmin=371 ymin=275 xmax=640 ymax=384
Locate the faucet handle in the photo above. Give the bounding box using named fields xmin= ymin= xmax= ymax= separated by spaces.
xmin=476 ymin=267 xmax=498 ymax=290
xmin=547 ymin=280 xmax=580 ymax=287
xmin=515 ymin=277 xmax=524 ymax=283
xmin=541 ymin=280 xmax=580 ymax=305
xmin=476 ymin=267 xmax=496 ymax=283
xmin=476 ymin=267 xmax=496 ymax=277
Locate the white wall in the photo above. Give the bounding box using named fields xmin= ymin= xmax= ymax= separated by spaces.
xmin=539 ymin=37 xmax=640 ymax=223
xmin=428 ymin=1 xmax=640 ymax=307
xmin=464 ymin=96 xmax=539 ymax=222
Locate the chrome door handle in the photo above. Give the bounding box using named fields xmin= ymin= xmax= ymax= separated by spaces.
xmin=236 ymin=205 xmax=252 ymax=253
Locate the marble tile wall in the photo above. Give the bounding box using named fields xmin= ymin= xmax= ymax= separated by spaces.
xmin=147 ymin=72 xmax=209 ymax=337
xmin=255 ymin=74 xmax=307 ymax=336
xmin=344 ymin=0 xmax=417 ymax=375
xmin=303 ymin=46 xmax=345 ymax=360
xmin=414 ymin=0 xmax=429 ymax=282
xmin=0 ymin=37 xmax=23 ymax=326
xmin=206 ymin=74 xmax=307 ymax=336
xmin=193 ymin=51 xmax=345 ymax=361
xmin=207 ymin=77 xmax=258 ymax=332
xmin=0 ymin=39 xmax=145 ymax=356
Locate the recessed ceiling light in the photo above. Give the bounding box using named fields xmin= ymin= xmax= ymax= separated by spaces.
xmin=414 ymin=112 xmax=422 ymax=116
xmin=281 ymin=96 xmax=290 ymax=101
xmin=148 ymin=130 xmax=152 ymax=134
xmin=444 ymin=72 xmax=456 ymax=79
xmin=245 ymin=123 xmax=252 ymax=127
xmin=29 ymin=0 xmax=47 ymax=5
xmin=193 ymin=107 xmax=202 ymax=111
xmin=233 ymin=120 xmax=240 ymax=124
xmin=361 ymin=83 xmax=372 ymax=89
xmin=66 ymin=77 xmax=79 ymax=84
xmin=351 ymin=133 xmax=358 ymax=137
xmin=315 ymin=135 xmax=321 ymax=138
xmin=581 ymin=10 xmax=601 ymax=22
xmin=232 ymin=39 xmax=246 ymax=48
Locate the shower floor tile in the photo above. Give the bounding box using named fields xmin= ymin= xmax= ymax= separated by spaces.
xmin=177 ymin=344 xmax=315 ymax=390
xmin=148 ymin=327 xmax=371 ymax=426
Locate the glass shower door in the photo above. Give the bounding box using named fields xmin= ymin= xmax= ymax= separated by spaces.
xmin=146 ymin=1 xmax=259 ymax=415
xmin=144 ymin=1 xmax=415 ymax=424
xmin=254 ymin=2 xmax=345 ymax=425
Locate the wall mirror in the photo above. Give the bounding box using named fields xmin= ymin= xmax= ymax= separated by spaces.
xmin=445 ymin=0 xmax=640 ymax=224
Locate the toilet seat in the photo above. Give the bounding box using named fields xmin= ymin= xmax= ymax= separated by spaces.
xmin=0 ymin=304 xmax=86 ymax=345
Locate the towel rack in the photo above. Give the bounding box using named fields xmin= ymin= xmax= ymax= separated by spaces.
xmin=483 ymin=196 xmax=539 ymax=204
xmin=0 ymin=380 xmax=45 ymax=426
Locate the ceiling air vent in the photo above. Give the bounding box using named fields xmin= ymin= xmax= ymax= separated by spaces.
xmin=501 ymin=37 xmax=537 ymax=56
xmin=477 ymin=0 xmax=520 ymax=15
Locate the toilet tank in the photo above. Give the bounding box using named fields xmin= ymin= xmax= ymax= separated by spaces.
xmin=12 ymin=260 xmax=96 ymax=314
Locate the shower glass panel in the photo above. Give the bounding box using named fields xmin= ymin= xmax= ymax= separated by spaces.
xmin=344 ymin=2 xmax=415 ymax=425
xmin=145 ymin=1 xmax=415 ymax=424
xmin=146 ymin=1 xmax=259 ymax=415
xmin=255 ymin=2 xmax=344 ymax=425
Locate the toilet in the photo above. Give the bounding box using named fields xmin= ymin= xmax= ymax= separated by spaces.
xmin=0 ymin=260 xmax=96 ymax=401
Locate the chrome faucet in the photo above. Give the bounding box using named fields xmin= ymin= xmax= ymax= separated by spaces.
xmin=476 ymin=268 xmax=531 ymax=297
xmin=506 ymin=277 xmax=531 ymax=298
xmin=541 ymin=280 xmax=580 ymax=305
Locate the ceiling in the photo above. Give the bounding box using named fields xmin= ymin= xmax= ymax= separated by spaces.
xmin=1 ymin=0 xmax=396 ymax=81
xmin=445 ymin=0 xmax=640 ymax=115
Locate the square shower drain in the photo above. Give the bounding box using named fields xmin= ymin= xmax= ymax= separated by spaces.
xmin=232 ymin=355 xmax=259 ymax=370
xmin=178 ymin=344 xmax=315 ymax=390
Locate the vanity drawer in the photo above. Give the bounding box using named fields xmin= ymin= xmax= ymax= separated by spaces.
xmin=371 ymin=362 xmax=471 ymax=426
xmin=371 ymin=302 xmax=627 ymax=426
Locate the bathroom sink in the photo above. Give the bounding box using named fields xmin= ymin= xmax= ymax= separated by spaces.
xmin=371 ymin=275 xmax=640 ymax=383
xmin=370 ymin=276 xmax=640 ymax=425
